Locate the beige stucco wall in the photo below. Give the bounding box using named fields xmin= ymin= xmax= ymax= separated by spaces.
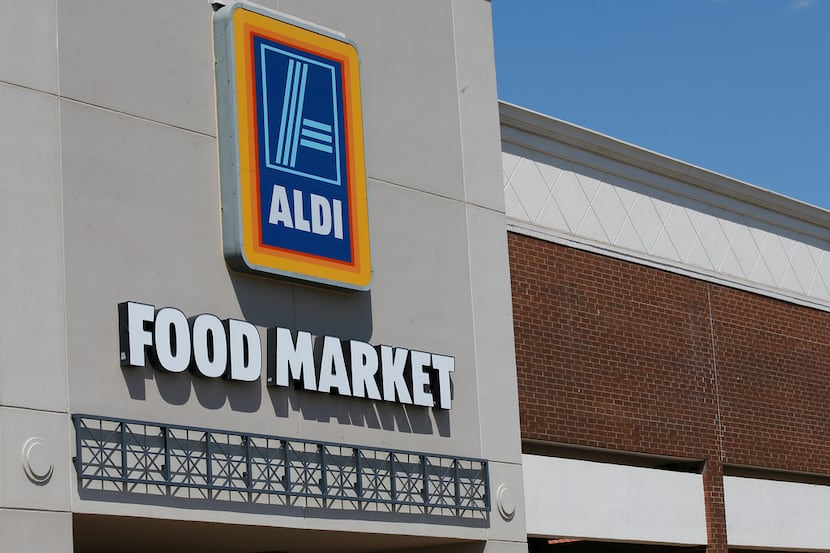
xmin=0 ymin=2 xmax=524 ymax=552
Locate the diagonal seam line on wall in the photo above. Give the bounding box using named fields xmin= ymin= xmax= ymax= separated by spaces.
xmin=706 ymin=284 xmax=725 ymax=462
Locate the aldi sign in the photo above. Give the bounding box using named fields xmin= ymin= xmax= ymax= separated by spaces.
xmin=214 ymin=3 xmax=371 ymax=290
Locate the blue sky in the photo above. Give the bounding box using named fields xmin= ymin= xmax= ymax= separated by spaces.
xmin=492 ymin=0 xmax=830 ymax=210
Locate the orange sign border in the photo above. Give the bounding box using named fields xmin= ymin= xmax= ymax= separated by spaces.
xmin=216 ymin=5 xmax=371 ymax=290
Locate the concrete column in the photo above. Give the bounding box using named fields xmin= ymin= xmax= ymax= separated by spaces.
xmin=0 ymin=509 xmax=73 ymax=553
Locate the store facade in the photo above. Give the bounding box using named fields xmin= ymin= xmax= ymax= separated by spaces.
xmin=0 ymin=1 xmax=523 ymax=552
xmin=5 ymin=2 xmax=830 ymax=553
xmin=502 ymin=103 xmax=830 ymax=553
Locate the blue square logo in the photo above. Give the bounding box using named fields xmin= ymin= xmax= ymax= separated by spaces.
xmin=260 ymin=44 xmax=343 ymax=186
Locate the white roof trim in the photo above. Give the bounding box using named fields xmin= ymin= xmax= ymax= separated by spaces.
xmin=499 ymin=101 xmax=830 ymax=243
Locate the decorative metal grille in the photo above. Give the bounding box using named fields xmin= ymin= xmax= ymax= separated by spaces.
xmin=73 ymin=414 xmax=489 ymax=515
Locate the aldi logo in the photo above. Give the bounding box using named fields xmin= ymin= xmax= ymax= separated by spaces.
xmin=214 ymin=4 xmax=371 ymax=290
xmin=262 ymin=45 xmax=343 ymax=186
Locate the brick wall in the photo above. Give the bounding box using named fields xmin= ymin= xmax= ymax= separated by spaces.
xmin=509 ymin=231 xmax=830 ymax=552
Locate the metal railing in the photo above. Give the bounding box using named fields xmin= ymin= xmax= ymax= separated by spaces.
xmin=72 ymin=414 xmax=489 ymax=515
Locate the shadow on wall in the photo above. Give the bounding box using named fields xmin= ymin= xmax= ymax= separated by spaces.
xmin=77 ymin=486 xmax=489 ymax=529
xmin=228 ymin=271 xmax=374 ymax=340
xmin=122 ymin=367 xmax=450 ymax=437
xmin=73 ymin=414 xmax=486 ymax=527
xmin=272 ymin=387 xmax=451 ymax=437
xmin=120 ymin=272 xmax=451 ymax=437
xmin=73 ymin=511 xmax=489 ymax=553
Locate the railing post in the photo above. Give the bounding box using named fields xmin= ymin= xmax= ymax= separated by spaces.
xmin=205 ymin=431 xmax=212 ymax=488
xmin=390 ymin=453 xmax=396 ymax=507
xmin=73 ymin=416 xmax=82 ymax=476
xmin=163 ymin=426 xmax=171 ymax=483
xmin=483 ymin=461 xmax=491 ymax=512
xmin=421 ymin=455 xmax=428 ymax=507
xmin=319 ymin=445 xmax=327 ymax=496
xmin=454 ymin=458 xmax=460 ymax=511
xmin=282 ymin=439 xmax=291 ymax=493
xmin=354 ymin=448 xmax=362 ymax=501
xmin=120 ymin=422 xmax=128 ymax=482
xmin=244 ymin=435 xmax=253 ymax=490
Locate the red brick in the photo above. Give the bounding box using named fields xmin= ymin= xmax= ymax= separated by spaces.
xmin=509 ymin=232 xmax=830 ymax=553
